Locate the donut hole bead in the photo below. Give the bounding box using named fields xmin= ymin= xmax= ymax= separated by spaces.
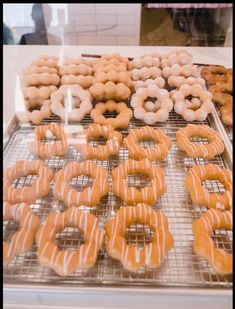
xmin=55 ymin=227 xmax=85 ymax=251
xmin=126 ymin=173 xmax=151 ymax=190
xmin=125 ymin=223 xmax=154 ymax=248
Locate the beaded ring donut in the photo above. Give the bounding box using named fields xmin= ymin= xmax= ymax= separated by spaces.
xmin=59 ymin=64 xmax=93 ymax=76
xmin=167 ymin=76 xmax=205 ymax=89
xmin=90 ymin=100 xmax=133 ymax=129
xmin=24 ymin=66 xmax=58 ymax=75
xmin=201 ymin=65 xmax=232 ymax=85
xmin=130 ymin=67 xmax=162 ymax=81
xmin=63 ymin=57 xmax=93 ymax=66
xmin=129 ymin=53 xmax=161 ymax=70
xmin=162 ymin=64 xmax=198 ymax=79
xmin=50 ymin=84 xmax=92 ymax=122
xmin=92 ymin=70 xmax=133 ymax=88
xmin=192 ymin=209 xmax=232 ymax=274
xmin=54 ymin=160 xmax=109 ymax=207
xmin=220 ymin=102 xmax=232 ymax=126
xmin=100 ymin=53 xmax=129 ymax=66
xmin=23 ymin=85 xmax=57 ymax=100
xmin=124 ymin=126 xmax=172 ymax=161
xmin=61 ymin=75 xmax=93 ymax=88
xmin=29 ymin=123 xmax=68 ymax=160
xmin=160 ymin=49 xmax=193 ymax=68
xmin=4 ymin=160 xmax=54 ymax=205
xmin=89 ymin=81 xmax=131 ymax=101
xmin=36 ymin=207 xmax=104 ymax=276
xmin=106 ymin=203 xmax=174 ymax=273
xmin=3 ymin=202 xmax=40 ymax=266
xmin=75 ymin=124 xmax=122 ymax=160
xmin=209 ymin=84 xmax=232 ymax=106
xmin=94 ymin=63 xmax=127 ymax=74
xmin=131 ymin=85 xmax=173 ymax=125
xmin=176 ymin=124 xmax=224 ymax=160
xmin=185 ymin=164 xmax=232 ymax=210
xmin=23 ymin=73 xmax=60 ymax=87
xmin=16 ymin=99 xmax=52 ymax=124
xmin=171 ymin=84 xmax=214 ymax=122
xmin=31 ymin=55 xmax=59 ymax=68
xmin=134 ymin=77 xmax=165 ymax=90
xmin=112 ymin=159 xmax=166 ymax=205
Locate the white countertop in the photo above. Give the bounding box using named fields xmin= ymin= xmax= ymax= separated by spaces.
xmin=3 ymin=45 xmax=232 ymax=131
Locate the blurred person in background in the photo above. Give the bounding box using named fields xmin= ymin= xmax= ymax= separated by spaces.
xmin=19 ymin=3 xmax=61 ymax=45
xmin=3 ymin=22 xmax=14 ymax=44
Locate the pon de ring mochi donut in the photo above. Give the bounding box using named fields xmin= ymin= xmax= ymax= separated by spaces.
xmin=131 ymin=85 xmax=173 ymax=125
xmin=171 ymin=84 xmax=214 ymax=122
xmin=106 ymin=203 xmax=174 ymax=273
xmin=50 ymin=84 xmax=92 ymax=122
xmin=36 ymin=207 xmax=104 ymax=276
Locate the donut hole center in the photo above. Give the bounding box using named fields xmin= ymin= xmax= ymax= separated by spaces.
xmin=186 ymin=95 xmax=201 ymax=111
xmin=189 ymin=135 xmax=209 ymax=144
xmin=125 ymin=224 xmax=153 ymax=248
xmin=144 ymin=96 xmax=161 ymax=112
xmin=88 ymin=135 xmax=108 ymax=147
xmin=70 ymin=175 xmax=93 ymax=191
xmin=126 ymin=173 xmax=151 ymax=190
xmin=3 ymin=220 xmax=20 ymax=242
xmin=202 ymin=179 xmax=226 ymax=193
xmin=55 ymin=227 xmax=85 ymax=251
xmin=41 ymin=131 xmax=60 ymax=143
xmin=103 ymin=111 xmax=119 ymax=118
xmin=12 ymin=174 xmax=38 ymax=188
xmin=64 ymin=96 xmax=81 ymax=110
xmin=211 ymin=229 xmax=232 ymax=254
xmin=138 ymin=138 xmax=157 ymax=148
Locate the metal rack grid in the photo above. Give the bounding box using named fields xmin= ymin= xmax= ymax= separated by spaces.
xmin=3 ymin=111 xmax=232 ymax=288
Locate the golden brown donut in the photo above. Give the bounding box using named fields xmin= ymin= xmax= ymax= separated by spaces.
xmin=89 ymin=81 xmax=131 ymax=101
xmin=176 ymin=124 xmax=224 ymax=159
xmin=185 ymin=164 xmax=232 ymax=210
xmin=106 ymin=203 xmax=174 ymax=273
xmin=90 ymin=100 xmax=133 ymax=129
xmin=201 ymin=65 xmax=232 ymax=85
xmin=92 ymin=70 xmax=133 ymax=88
xmin=209 ymin=84 xmax=232 ymax=106
xmin=23 ymin=73 xmax=60 ymax=87
xmin=4 ymin=160 xmax=54 ymax=204
xmin=112 ymin=159 xmax=166 ymax=205
xmin=29 ymin=123 xmax=68 ymax=160
xmin=192 ymin=209 xmax=232 ymax=274
xmin=220 ymin=101 xmax=233 ymax=126
xmin=124 ymin=126 xmax=172 ymax=161
xmin=3 ymin=202 xmax=40 ymax=266
xmin=75 ymin=124 xmax=122 ymax=160
xmin=36 ymin=207 xmax=104 ymax=276
xmin=54 ymin=160 xmax=109 ymax=207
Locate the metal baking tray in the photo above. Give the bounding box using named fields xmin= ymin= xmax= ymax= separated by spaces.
xmin=3 ymin=105 xmax=232 ymax=291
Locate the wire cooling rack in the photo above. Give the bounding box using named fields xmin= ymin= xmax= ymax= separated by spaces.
xmin=3 ymin=111 xmax=232 ymax=288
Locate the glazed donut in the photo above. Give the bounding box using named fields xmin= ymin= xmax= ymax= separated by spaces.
xmin=16 ymin=99 xmax=52 ymax=125
xmin=59 ymin=63 xmax=93 ymax=76
xmin=106 ymin=203 xmax=174 ymax=273
xmin=176 ymin=124 xmax=224 ymax=159
xmin=112 ymin=158 xmax=166 ymax=205
xmin=75 ymin=124 xmax=122 ymax=160
xmin=130 ymin=67 xmax=162 ymax=81
xmin=209 ymin=84 xmax=232 ymax=106
xmin=201 ymin=65 xmax=232 ymax=85
xmin=124 ymin=126 xmax=172 ymax=161
xmin=90 ymin=100 xmax=133 ymax=129
xmin=23 ymin=85 xmax=57 ymax=100
xmin=94 ymin=63 xmax=127 ymax=74
xmin=134 ymin=77 xmax=165 ymax=90
xmin=100 ymin=53 xmax=129 ymax=66
xmin=50 ymin=84 xmax=92 ymax=122
xmin=220 ymin=102 xmax=233 ymax=126
xmin=185 ymin=164 xmax=232 ymax=210
xmin=3 ymin=202 xmax=40 ymax=266
xmin=24 ymin=66 xmax=58 ymax=75
xmin=36 ymin=207 xmax=104 ymax=276
xmin=63 ymin=57 xmax=93 ymax=66
xmin=23 ymin=73 xmax=60 ymax=87
xmin=171 ymin=84 xmax=213 ymax=122
xmin=167 ymin=76 xmax=205 ymax=89
xmin=54 ymin=160 xmax=109 ymax=207
xmin=192 ymin=209 xmax=232 ymax=274
xmin=89 ymin=81 xmax=131 ymax=101
xmin=161 ymin=49 xmax=193 ymax=68
xmin=4 ymin=160 xmax=54 ymax=204
xmin=29 ymin=123 xmax=68 ymax=159
xmin=131 ymin=85 xmax=173 ymax=124
xmin=31 ymin=55 xmax=59 ymax=68
xmin=92 ymin=70 xmax=133 ymax=88
xmin=162 ymin=64 xmax=198 ymax=79
xmin=61 ymin=75 xmax=93 ymax=88
xmin=129 ymin=53 xmax=160 ymax=70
